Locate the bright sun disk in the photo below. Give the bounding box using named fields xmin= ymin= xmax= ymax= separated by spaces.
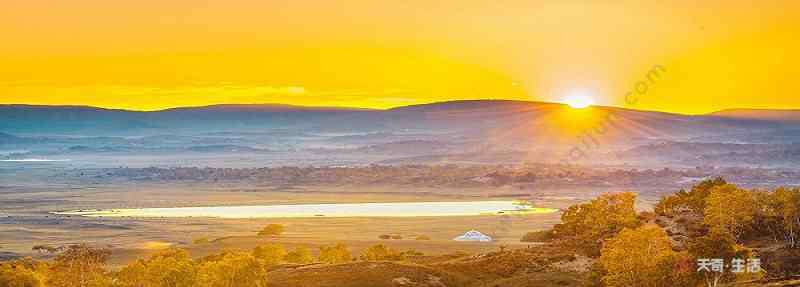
xmin=562 ymin=93 xmax=595 ymax=109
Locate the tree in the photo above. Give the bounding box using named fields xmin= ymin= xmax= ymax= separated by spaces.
xmin=772 ymin=187 xmax=800 ymax=248
xmin=553 ymin=192 xmax=641 ymax=256
xmin=687 ymin=227 xmax=740 ymax=287
xmin=116 ymin=248 xmax=197 ymax=287
xmin=284 ymin=246 xmax=314 ymax=264
xmin=753 ymin=190 xmax=786 ymax=243
xmin=252 ymin=244 xmax=287 ymax=266
xmin=752 ymin=187 xmax=800 ymax=248
xmin=257 ymin=224 xmax=285 ymax=236
xmin=0 ymin=259 xmax=45 ymax=287
xmin=704 ymin=184 xmax=757 ymax=241
xmin=197 ymin=250 xmax=268 ymax=287
xmin=318 ymin=243 xmax=352 ymax=264
xmin=47 ymin=245 xmax=112 ymax=287
xmin=669 ymin=251 xmax=703 ymax=287
xmin=599 ymin=224 xmax=677 ymax=287
xmin=655 ymin=177 xmax=728 ymax=216
xmin=359 ymin=244 xmax=405 ymax=261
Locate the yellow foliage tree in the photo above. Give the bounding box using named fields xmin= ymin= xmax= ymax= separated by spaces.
xmin=284 ymin=246 xmax=314 ymax=264
xmin=359 ymin=244 xmax=405 ymax=261
xmin=197 ymin=250 xmax=268 ymax=287
xmin=772 ymin=187 xmax=800 ymax=248
xmin=599 ymin=224 xmax=676 ymax=287
xmin=252 ymin=243 xmax=287 ymax=266
xmin=704 ymin=184 xmax=757 ymax=241
xmin=47 ymin=245 xmax=112 ymax=287
xmin=116 ymin=248 xmax=197 ymax=287
xmin=318 ymin=243 xmax=352 ymax=264
xmin=687 ymin=227 xmax=752 ymax=287
xmin=0 ymin=259 xmax=45 ymax=287
xmin=554 ymin=192 xmax=641 ymax=256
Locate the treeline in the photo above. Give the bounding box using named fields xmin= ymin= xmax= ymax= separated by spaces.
xmin=528 ymin=177 xmax=799 ymax=286
xmin=655 ymin=177 xmax=800 ymax=248
xmin=0 ymin=242 xmax=418 ymax=287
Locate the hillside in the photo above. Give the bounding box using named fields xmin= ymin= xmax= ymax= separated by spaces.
xmin=3 ymin=101 xmax=800 ymax=168
xmin=711 ymin=109 xmax=800 ymax=123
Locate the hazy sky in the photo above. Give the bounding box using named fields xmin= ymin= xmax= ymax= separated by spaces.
xmin=1 ymin=0 xmax=798 ymax=113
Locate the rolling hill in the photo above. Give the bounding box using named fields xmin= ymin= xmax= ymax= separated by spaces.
xmin=2 ymin=101 xmax=800 ymax=167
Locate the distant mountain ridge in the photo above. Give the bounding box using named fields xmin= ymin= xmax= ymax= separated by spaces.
xmin=1 ymin=101 xmax=798 ymax=144
xmin=710 ymin=108 xmax=800 ymax=122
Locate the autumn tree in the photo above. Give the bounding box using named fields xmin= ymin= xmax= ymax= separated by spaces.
xmin=687 ymin=227 xmax=740 ymax=287
xmin=116 ymin=248 xmax=197 ymax=287
xmin=771 ymin=187 xmax=800 ymax=248
xmin=197 ymin=250 xmax=268 ymax=287
xmin=655 ymin=177 xmax=727 ymax=216
xmin=257 ymin=224 xmax=285 ymax=236
xmin=553 ymin=192 xmax=640 ymax=256
xmin=318 ymin=243 xmax=352 ymax=264
xmin=703 ymin=184 xmax=757 ymax=241
xmin=753 ymin=190 xmax=785 ymax=244
xmin=0 ymin=259 xmax=45 ymax=287
xmin=359 ymin=244 xmax=405 ymax=261
xmin=599 ymin=224 xmax=677 ymax=287
xmin=47 ymin=245 xmax=112 ymax=287
xmin=252 ymin=243 xmax=287 ymax=266
xmin=669 ymin=251 xmax=703 ymax=287
xmin=284 ymin=246 xmax=314 ymax=264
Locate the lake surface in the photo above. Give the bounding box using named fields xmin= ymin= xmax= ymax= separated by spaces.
xmin=54 ymin=201 xmax=559 ymax=219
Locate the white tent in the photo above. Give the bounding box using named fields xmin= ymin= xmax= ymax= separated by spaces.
xmin=453 ymin=230 xmax=492 ymax=242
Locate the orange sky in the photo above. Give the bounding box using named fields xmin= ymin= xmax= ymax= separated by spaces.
xmin=1 ymin=0 xmax=798 ymax=113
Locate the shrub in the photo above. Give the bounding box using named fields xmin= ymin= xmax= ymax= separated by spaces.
xmin=400 ymin=249 xmax=424 ymax=257
xmin=359 ymin=244 xmax=406 ymax=261
xmin=378 ymin=234 xmax=392 ymax=240
xmin=193 ymin=237 xmax=210 ymax=245
xmin=415 ymin=235 xmax=431 ymax=240
xmin=31 ymin=245 xmax=61 ymax=254
xmin=521 ymin=230 xmax=554 ymax=242
xmin=257 ymin=224 xmax=285 ymax=236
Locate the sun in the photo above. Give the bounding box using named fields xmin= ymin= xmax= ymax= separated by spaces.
xmin=562 ymin=93 xmax=595 ymax=109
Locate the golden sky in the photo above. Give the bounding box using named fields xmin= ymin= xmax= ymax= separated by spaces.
xmin=1 ymin=0 xmax=798 ymax=113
